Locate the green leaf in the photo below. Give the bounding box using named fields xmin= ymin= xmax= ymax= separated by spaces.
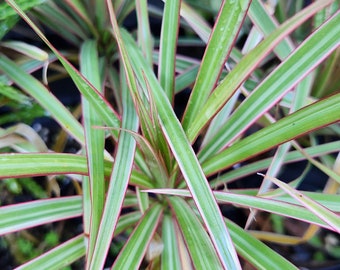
xmin=175 ymin=64 xmax=199 ymax=93
xmin=80 ymin=39 xmax=106 ymax=262
xmin=203 ymin=92 xmax=340 ymax=176
xmin=313 ymin=48 xmax=340 ymax=97
xmin=113 ymin=0 xmax=135 ymax=24
xmin=158 ymin=0 xmax=180 ymax=100
xmin=207 ymin=140 xmax=340 ymax=189
xmin=16 ymin=235 xmax=85 ymax=270
xmin=122 ymin=129 xmax=168 ymax=188
xmin=276 ymin=192 xmax=340 ymax=212
xmin=182 ymin=0 xmax=251 ymax=132
xmin=0 ymin=153 xmax=104 ymax=177
xmin=200 ymin=10 xmax=340 ymax=160
xmin=292 ymin=141 xmax=340 ymax=184
xmin=136 ymin=0 xmax=153 ymax=66
xmin=169 ymin=197 xmax=223 ymax=269
xmin=112 ymin=204 xmax=162 ymax=269
xmin=34 ymin=1 xmax=88 ymax=41
xmin=226 ymin=219 xmax=298 ymax=270
xmin=115 ymin=212 xmax=142 ymax=236
xmin=88 ymin=90 xmax=138 ymax=268
xmin=251 ymin=74 xmax=312 ymax=210
xmin=146 ymin=189 xmax=332 ymax=230
xmin=0 ymin=0 xmax=47 ymax=19
xmin=161 ymin=214 xmax=181 ymax=270
xmin=0 ymin=196 xmax=82 ymax=235
xmin=179 ymin=1 xmax=211 ymax=43
xmin=0 ymin=82 xmax=31 ymax=104
xmin=64 ymin=0 xmax=98 ymax=37
xmin=0 ymin=41 xmax=48 ymax=61
xmin=0 ymin=152 xmax=150 ymax=187
xmin=248 ymin=0 xmax=294 ymax=59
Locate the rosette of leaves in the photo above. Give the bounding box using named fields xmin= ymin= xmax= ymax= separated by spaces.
xmin=0 ymin=0 xmax=339 ymax=269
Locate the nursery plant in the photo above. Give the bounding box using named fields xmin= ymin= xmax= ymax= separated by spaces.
xmin=0 ymin=0 xmax=339 ymax=269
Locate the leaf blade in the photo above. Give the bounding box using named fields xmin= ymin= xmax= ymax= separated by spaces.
xmin=112 ymin=204 xmax=163 ymax=270
xmin=182 ymin=0 xmax=251 ymax=131
xmin=169 ymin=197 xmax=223 ymax=269
xmin=0 ymin=196 xmax=82 ymax=235
xmin=158 ymin=0 xmax=181 ymax=100
xmin=203 ymin=92 xmax=340 ymax=175
xmin=16 ymin=235 xmax=85 ymax=270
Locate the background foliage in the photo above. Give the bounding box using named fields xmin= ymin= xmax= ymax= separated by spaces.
xmin=0 ymin=0 xmax=339 ymax=269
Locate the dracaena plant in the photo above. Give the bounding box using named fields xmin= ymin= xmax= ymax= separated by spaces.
xmin=0 ymin=0 xmax=339 ymax=269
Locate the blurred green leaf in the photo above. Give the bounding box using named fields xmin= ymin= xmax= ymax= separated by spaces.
xmin=33 ymin=1 xmax=88 ymax=43
xmin=0 ymin=82 xmax=32 ymax=104
xmin=0 ymin=0 xmax=48 ymax=39
xmin=0 ymin=55 xmax=85 ymax=145
xmin=136 ymin=0 xmax=153 ymax=66
xmin=1 ymin=41 xmax=48 ymax=61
